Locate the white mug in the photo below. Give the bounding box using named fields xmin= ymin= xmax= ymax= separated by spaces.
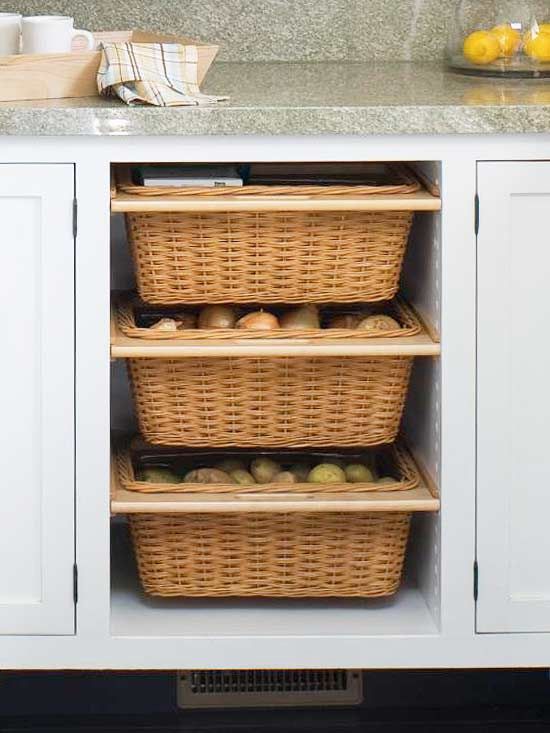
xmin=0 ymin=13 xmax=21 ymax=56
xmin=22 ymin=15 xmax=95 ymax=55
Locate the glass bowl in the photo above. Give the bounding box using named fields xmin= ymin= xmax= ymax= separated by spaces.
xmin=447 ymin=0 xmax=550 ymax=77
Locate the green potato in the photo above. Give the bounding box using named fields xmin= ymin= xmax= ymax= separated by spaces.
xmin=183 ymin=468 xmax=234 ymax=484
xmin=139 ymin=467 xmax=180 ymax=484
xmin=216 ymin=459 xmax=246 ymax=473
xmin=289 ymin=463 xmax=310 ymax=482
xmin=230 ymin=469 xmax=256 ymax=486
xmin=271 ymin=471 xmax=298 ymax=484
xmin=250 ymin=457 xmax=281 ymax=484
xmin=307 ymin=463 xmax=346 ymax=484
xmin=345 ymin=464 xmax=374 ymax=483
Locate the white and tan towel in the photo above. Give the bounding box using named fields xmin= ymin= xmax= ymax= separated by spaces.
xmin=97 ymin=42 xmax=227 ymax=107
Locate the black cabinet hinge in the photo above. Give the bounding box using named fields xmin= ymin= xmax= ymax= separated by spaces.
xmin=473 ymin=560 xmax=479 ymax=601
xmin=474 ymin=193 xmax=480 ymax=235
xmin=73 ymin=563 xmax=78 ymax=604
xmin=73 ymin=197 xmax=78 ymax=239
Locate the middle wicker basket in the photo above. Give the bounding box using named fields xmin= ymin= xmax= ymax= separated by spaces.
xmin=127 ymin=354 xmax=413 ymax=448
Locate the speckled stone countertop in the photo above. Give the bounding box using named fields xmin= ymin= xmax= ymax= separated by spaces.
xmin=2 ymin=62 xmax=550 ymax=136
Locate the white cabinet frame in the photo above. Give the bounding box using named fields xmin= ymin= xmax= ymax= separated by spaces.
xmin=0 ymin=135 xmax=548 ymax=668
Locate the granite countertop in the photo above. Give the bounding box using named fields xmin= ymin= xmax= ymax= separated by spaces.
xmin=3 ymin=61 xmax=550 ymax=136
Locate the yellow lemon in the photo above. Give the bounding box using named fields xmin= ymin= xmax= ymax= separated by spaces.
xmin=463 ymin=30 xmax=501 ymax=65
xmin=525 ymin=32 xmax=550 ymax=60
xmin=524 ymin=23 xmax=550 ymax=44
xmin=491 ymin=24 xmax=521 ymax=56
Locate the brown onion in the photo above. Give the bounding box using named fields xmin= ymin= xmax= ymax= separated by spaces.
xmin=356 ymin=315 xmax=401 ymax=332
xmin=150 ymin=317 xmax=179 ymax=331
xmin=198 ymin=305 xmax=237 ymax=329
xmin=327 ymin=313 xmax=363 ymax=329
xmin=280 ymin=304 xmax=320 ymax=330
xmin=236 ymin=311 xmax=280 ymax=330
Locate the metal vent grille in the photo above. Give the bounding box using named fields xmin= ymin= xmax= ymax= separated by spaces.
xmin=178 ymin=670 xmax=363 ymax=709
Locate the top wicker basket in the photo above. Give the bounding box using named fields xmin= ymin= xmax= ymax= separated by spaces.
xmin=113 ymin=164 xmax=441 ymax=305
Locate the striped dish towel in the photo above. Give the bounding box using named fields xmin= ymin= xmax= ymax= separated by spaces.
xmin=97 ymin=42 xmax=227 ymax=106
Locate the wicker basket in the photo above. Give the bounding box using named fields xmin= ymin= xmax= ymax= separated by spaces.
xmin=129 ymin=510 xmax=412 ymax=598
xmin=126 ymin=209 xmax=414 ymax=304
xmin=116 ymin=442 xmax=421 ymax=495
xmin=115 ymin=295 xmax=422 ymax=342
xmin=127 ymin=355 xmax=413 ymax=448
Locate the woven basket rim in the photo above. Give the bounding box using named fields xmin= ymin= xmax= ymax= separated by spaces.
xmin=116 ymin=163 xmax=421 ymax=199
xmin=115 ymin=441 xmax=420 ymax=496
xmin=115 ymin=295 xmax=423 ymax=342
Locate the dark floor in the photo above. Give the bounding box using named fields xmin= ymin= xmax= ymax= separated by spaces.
xmin=1 ymin=670 xmax=550 ymax=731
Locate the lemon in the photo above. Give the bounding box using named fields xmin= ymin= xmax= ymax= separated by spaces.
xmin=463 ymin=30 xmax=501 ymax=65
xmin=524 ymin=23 xmax=550 ymax=44
xmin=525 ymin=32 xmax=550 ymax=61
xmin=491 ymin=24 xmax=521 ymax=56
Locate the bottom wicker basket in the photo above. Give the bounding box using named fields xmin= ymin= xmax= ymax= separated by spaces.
xmin=129 ymin=511 xmax=412 ymax=598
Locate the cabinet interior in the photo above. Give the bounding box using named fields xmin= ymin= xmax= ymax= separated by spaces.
xmin=109 ymin=161 xmax=442 ymax=640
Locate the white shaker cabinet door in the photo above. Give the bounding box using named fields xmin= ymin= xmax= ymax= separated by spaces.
xmin=0 ymin=165 xmax=74 ymax=635
xmin=477 ymin=161 xmax=550 ymax=633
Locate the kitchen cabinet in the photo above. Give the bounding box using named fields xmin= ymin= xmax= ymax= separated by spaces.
xmin=477 ymin=161 xmax=550 ymax=633
xmin=1 ymin=132 xmax=550 ymax=669
xmin=0 ymin=165 xmax=75 ymax=635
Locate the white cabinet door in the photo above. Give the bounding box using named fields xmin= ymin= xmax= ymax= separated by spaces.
xmin=477 ymin=161 xmax=550 ymax=633
xmin=0 ymin=165 xmax=74 ymax=635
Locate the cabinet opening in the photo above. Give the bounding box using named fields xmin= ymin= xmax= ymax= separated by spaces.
xmin=109 ymin=160 xmax=442 ymax=640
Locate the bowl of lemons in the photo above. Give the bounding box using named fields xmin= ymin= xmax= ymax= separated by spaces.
xmin=448 ymin=1 xmax=550 ymax=77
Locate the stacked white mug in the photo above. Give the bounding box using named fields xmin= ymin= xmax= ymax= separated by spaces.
xmin=0 ymin=13 xmax=95 ymax=55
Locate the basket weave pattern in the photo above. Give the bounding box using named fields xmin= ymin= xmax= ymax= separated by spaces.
xmin=129 ymin=511 xmax=412 ymax=597
xmin=127 ymin=356 xmax=413 ymax=448
xmin=126 ymin=210 xmax=414 ymax=304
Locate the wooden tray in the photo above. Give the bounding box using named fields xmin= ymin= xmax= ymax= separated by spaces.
xmin=0 ymin=30 xmax=218 ymax=102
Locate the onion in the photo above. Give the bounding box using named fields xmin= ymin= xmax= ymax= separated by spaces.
xmin=327 ymin=313 xmax=363 ymax=329
xmin=280 ymin=304 xmax=320 ymax=330
xmin=198 ymin=305 xmax=237 ymax=329
xmin=174 ymin=312 xmax=197 ymax=330
xmin=150 ymin=317 xmax=179 ymax=331
xmin=236 ymin=311 xmax=280 ymax=330
xmin=356 ymin=314 xmax=401 ymax=332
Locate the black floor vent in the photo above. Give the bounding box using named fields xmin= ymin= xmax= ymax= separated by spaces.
xmin=178 ymin=669 xmax=363 ymax=708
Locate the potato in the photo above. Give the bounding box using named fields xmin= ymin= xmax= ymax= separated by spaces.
xmin=345 ymin=464 xmax=374 ymax=483
xmin=271 ymin=471 xmax=298 ymax=484
xmin=183 ymin=468 xmax=235 ymax=485
xmin=280 ymin=305 xmax=320 ymax=330
xmin=377 ymin=476 xmax=396 ymax=485
xmin=289 ymin=463 xmax=310 ymax=482
xmin=198 ymin=305 xmax=237 ymax=329
xmin=216 ymin=459 xmax=247 ymax=473
xmin=357 ymin=315 xmax=400 ymax=332
xmin=230 ymin=469 xmax=256 ymax=486
xmin=139 ymin=467 xmax=180 ymax=484
xmin=307 ymin=464 xmax=346 ymax=484
xmin=250 ymin=457 xmax=281 ymax=483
